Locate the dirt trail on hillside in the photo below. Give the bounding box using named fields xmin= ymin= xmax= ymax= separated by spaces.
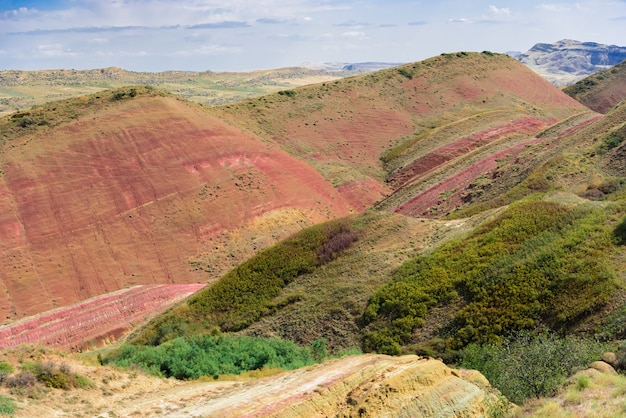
xmin=104 ymin=354 xmax=496 ymax=418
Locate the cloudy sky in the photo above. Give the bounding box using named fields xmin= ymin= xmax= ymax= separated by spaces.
xmin=1 ymin=0 xmax=625 ymax=72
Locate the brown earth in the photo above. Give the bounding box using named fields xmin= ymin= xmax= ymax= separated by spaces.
xmin=1 ymin=352 xmax=502 ymax=417
xmin=0 ymin=91 xmax=353 ymax=321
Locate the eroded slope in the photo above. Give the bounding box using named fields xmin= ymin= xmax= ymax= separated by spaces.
xmin=211 ymin=52 xmax=592 ymax=218
xmin=0 ymin=88 xmax=352 ymax=320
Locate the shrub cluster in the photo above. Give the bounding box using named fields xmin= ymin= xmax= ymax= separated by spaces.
xmin=106 ymin=334 xmax=315 ymax=380
xmin=0 ymin=394 xmax=17 ymax=417
xmin=598 ymin=123 xmax=626 ymax=153
xmin=458 ymin=332 xmax=605 ymax=404
xmin=363 ymin=199 xmax=617 ymax=354
xmin=134 ymin=219 xmax=359 ymax=345
xmin=0 ymin=360 xmax=93 ymax=393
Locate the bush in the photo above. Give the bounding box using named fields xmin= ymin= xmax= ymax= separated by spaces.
xmin=458 ymin=331 xmax=605 ymax=404
xmin=134 ymin=218 xmax=359 ymax=345
xmin=310 ymin=338 xmax=328 ymax=362
xmin=16 ymin=361 xmax=91 ymax=390
xmin=0 ymin=395 xmax=17 ymax=417
xmin=363 ymin=200 xmax=617 ymax=353
xmin=5 ymin=371 xmax=37 ymax=388
xmin=107 ymin=334 xmax=314 ymax=380
xmin=0 ymin=361 xmax=14 ymax=384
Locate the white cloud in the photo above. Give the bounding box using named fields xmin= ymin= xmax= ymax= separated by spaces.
xmin=489 ymin=5 xmax=511 ymax=15
xmin=537 ymin=3 xmax=572 ymax=12
xmin=342 ymin=31 xmax=367 ymax=39
xmin=37 ymin=44 xmax=77 ymax=57
xmin=450 ymin=18 xmax=473 ymax=23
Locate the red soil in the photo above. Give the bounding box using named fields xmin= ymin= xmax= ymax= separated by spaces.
xmin=388 ymin=117 xmax=551 ymax=189
xmin=0 ymin=96 xmax=352 ymax=321
xmin=394 ymin=137 xmax=549 ymax=217
xmin=0 ymin=284 xmax=205 ymax=351
xmin=393 ymin=114 xmax=602 ymax=217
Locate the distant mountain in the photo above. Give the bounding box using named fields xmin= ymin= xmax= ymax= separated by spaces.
xmin=517 ymin=39 xmax=626 ymax=86
xmin=301 ymin=61 xmax=403 ymax=72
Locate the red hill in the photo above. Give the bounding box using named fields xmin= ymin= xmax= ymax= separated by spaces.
xmin=0 ymin=89 xmax=351 ymax=320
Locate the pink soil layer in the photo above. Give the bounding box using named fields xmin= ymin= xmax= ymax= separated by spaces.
xmin=394 ymin=114 xmax=601 ymax=217
xmin=0 ymin=284 xmax=205 ymax=352
xmin=388 ymin=117 xmax=550 ymax=189
xmin=394 ymin=137 xmax=550 ymax=217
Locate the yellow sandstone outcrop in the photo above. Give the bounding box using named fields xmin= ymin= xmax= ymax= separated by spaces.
xmin=157 ymin=354 xmax=503 ymax=417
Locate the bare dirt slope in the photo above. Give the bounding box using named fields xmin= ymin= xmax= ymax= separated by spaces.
xmin=0 ymin=88 xmax=352 ymax=321
xmin=2 ymin=353 xmax=500 ymax=417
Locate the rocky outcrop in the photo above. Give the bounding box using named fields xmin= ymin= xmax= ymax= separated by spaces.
xmin=142 ymin=355 xmax=505 ymax=418
xmin=518 ymin=39 xmax=626 ymax=86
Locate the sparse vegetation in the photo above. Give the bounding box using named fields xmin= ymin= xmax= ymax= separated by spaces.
xmin=458 ymin=331 xmax=605 ymax=404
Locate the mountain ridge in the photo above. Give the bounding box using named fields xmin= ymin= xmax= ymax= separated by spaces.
xmin=517 ymin=39 xmax=626 ymax=86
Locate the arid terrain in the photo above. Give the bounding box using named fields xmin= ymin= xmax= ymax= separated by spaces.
xmin=1 ymin=48 xmax=626 ymax=417
xmin=0 ymin=52 xmax=589 ymax=326
xmin=0 ymin=348 xmax=501 ymax=418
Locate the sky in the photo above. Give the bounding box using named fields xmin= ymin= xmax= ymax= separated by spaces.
xmin=1 ymin=0 xmax=625 ymax=72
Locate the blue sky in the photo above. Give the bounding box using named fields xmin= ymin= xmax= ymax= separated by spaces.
xmin=1 ymin=0 xmax=625 ymax=71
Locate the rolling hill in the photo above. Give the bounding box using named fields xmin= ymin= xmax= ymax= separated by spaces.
xmin=0 ymin=66 xmax=365 ymax=118
xmin=564 ymin=59 xmax=626 ymax=114
xmin=0 ymin=86 xmax=353 ymax=321
xmin=131 ymin=55 xmax=626 ymax=357
xmin=0 ymin=52 xmax=591 ymax=325
xmin=2 ymin=51 xmax=626 ymax=417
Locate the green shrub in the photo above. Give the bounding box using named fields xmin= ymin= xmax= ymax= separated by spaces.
xmin=458 ymin=331 xmax=604 ymax=404
xmin=134 ymin=219 xmax=359 ymax=345
xmin=17 ymin=361 xmax=90 ymax=390
xmin=107 ymin=334 xmax=314 ymax=380
xmin=0 ymin=395 xmax=17 ymax=417
xmin=0 ymin=361 xmax=14 ymax=383
xmin=397 ymin=68 xmax=413 ymax=80
xmin=310 ymin=338 xmax=328 ymax=362
xmin=363 ymin=200 xmax=617 ymax=353
xmin=0 ymin=361 xmax=11 ymax=374
xmin=71 ymin=374 xmax=94 ymax=389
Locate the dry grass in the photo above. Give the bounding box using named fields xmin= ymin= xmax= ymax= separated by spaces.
xmin=515 ymin=368 xmax=626 ymax=418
